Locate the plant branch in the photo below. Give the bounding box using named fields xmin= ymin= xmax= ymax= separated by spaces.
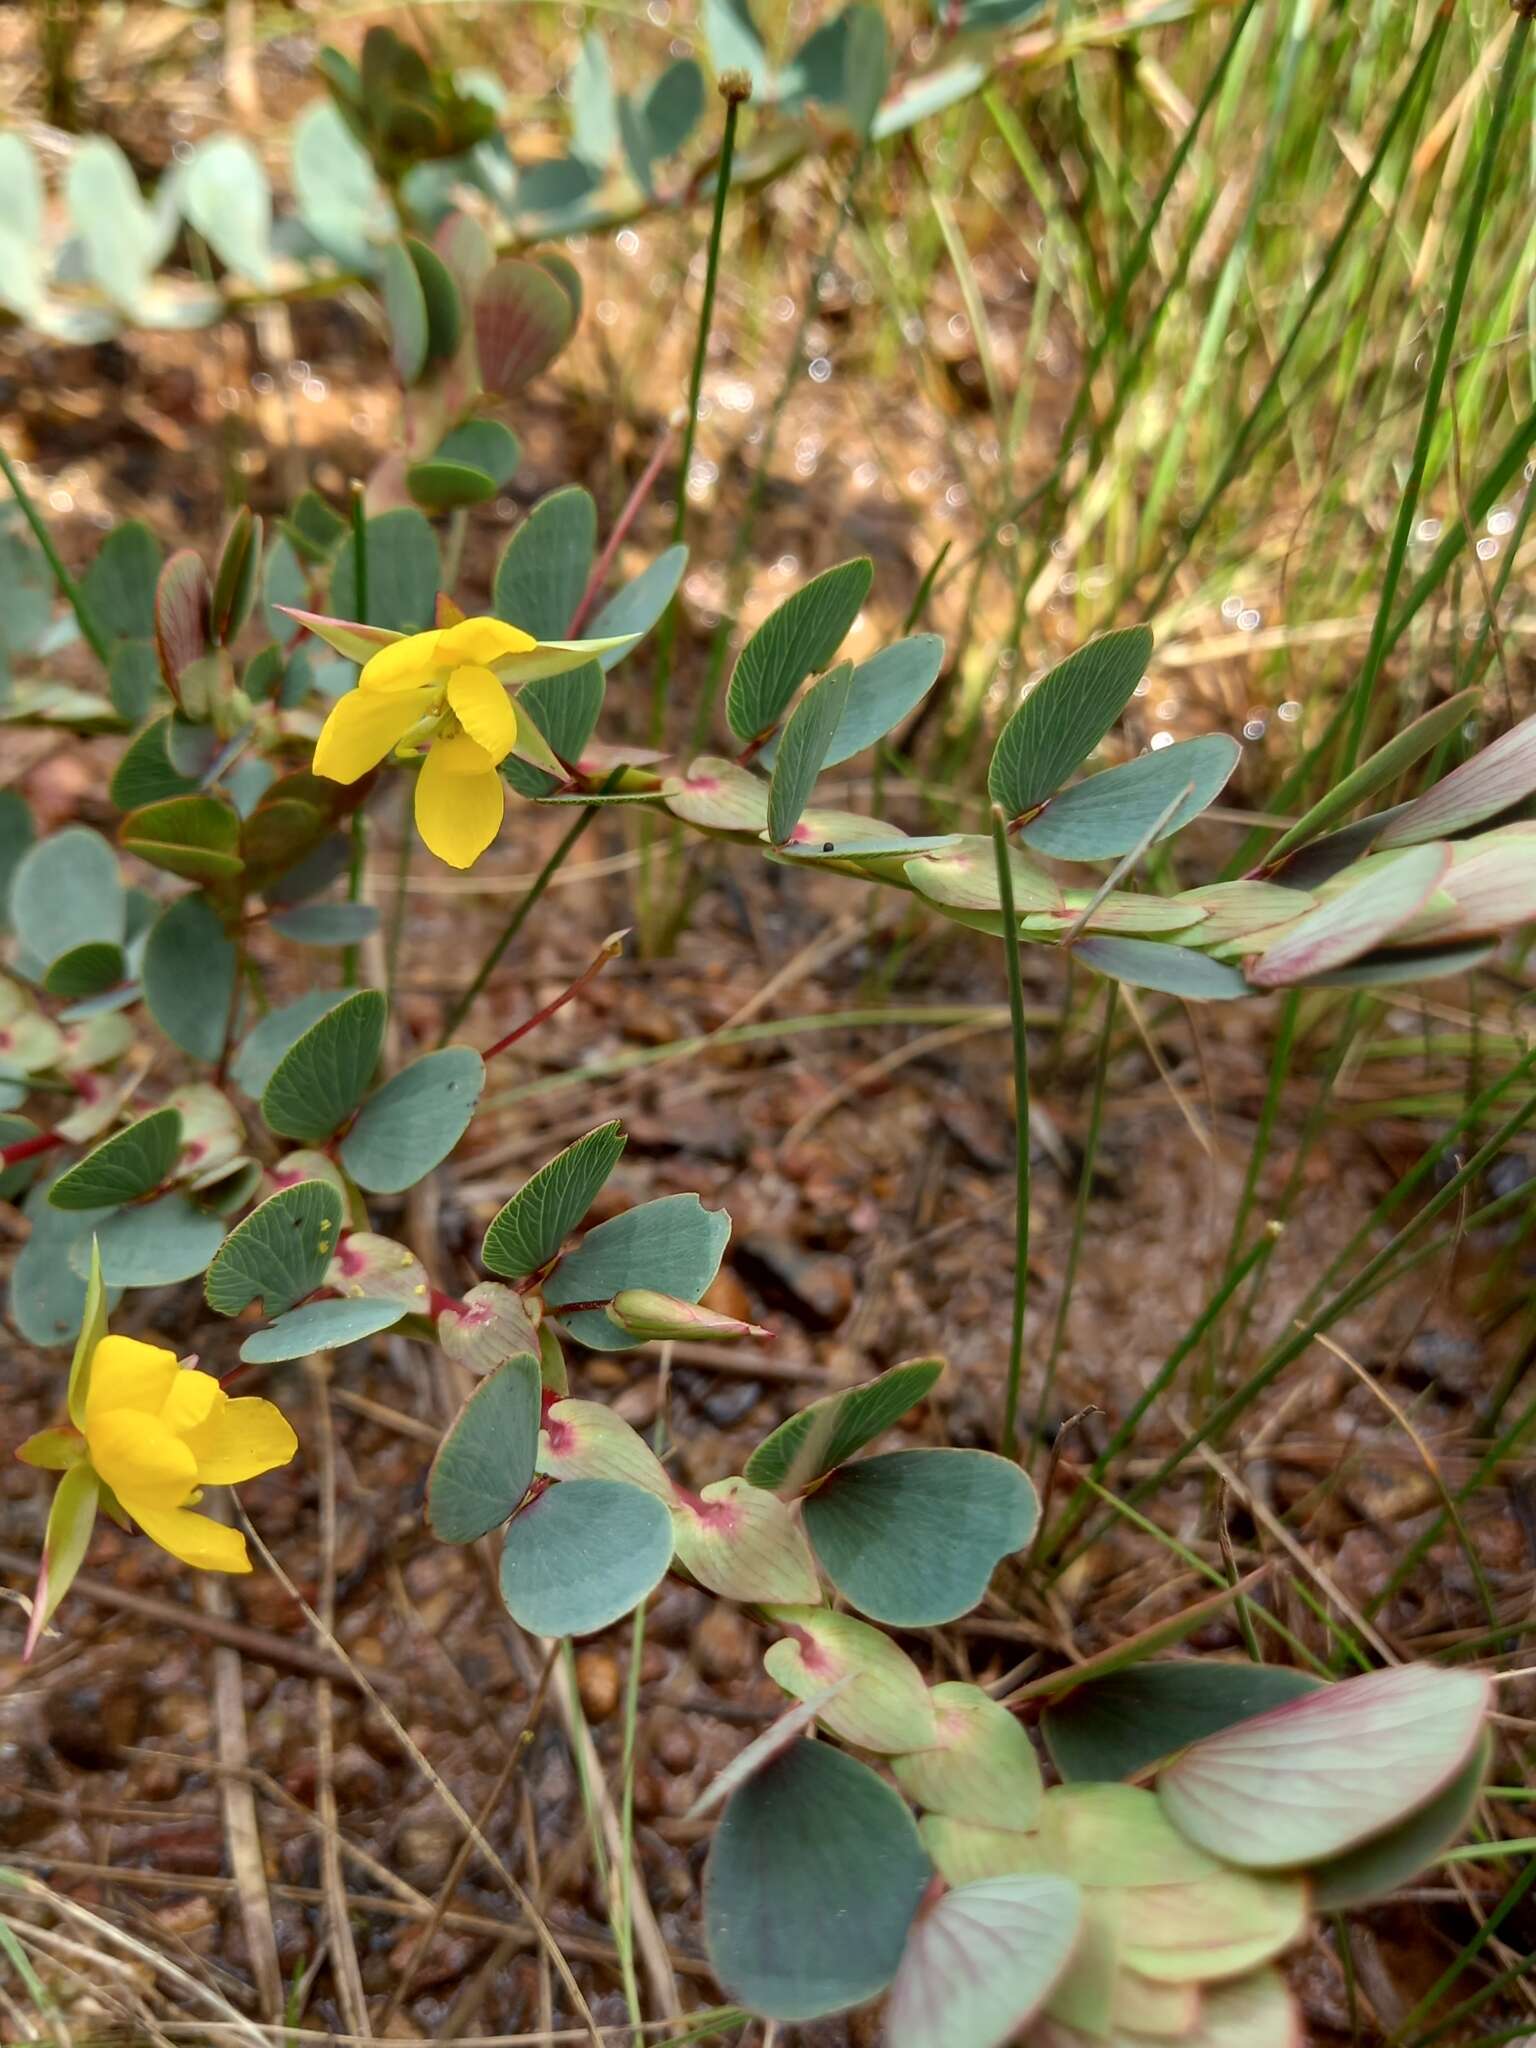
xmin=991 ymin=807 xmax=1031 ymax=1463
xmin=570 ymin=415 xmax=682 ymax=635
xmin=0 ymin=442 xmax=111 ymax=666
xmin=437 ymin=788 xmax=618 ymax=1046
xmin=481 ymin=929 xmax=627 ymax=1061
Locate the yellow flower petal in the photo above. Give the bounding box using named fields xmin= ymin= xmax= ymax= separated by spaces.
xmin=358 ymin=630 xmax=445 ymax=691
xmin=438 ymin=617 xmax=537 ymax=665
xmin=84 ymin=1335 xmax=179 ymax=1429
xmin=414 ymin=734 xmax=505 ymax=869
xmin=130 ymin=1502 xmax=252 ymax=1573
xmin=87 ymin=1410 xmax=198 ymax=1510
xmin=183 ymin=1397 xmax=299 ymax=1485
xmin=445 ymin=665 xmax=519 ymax=764
xmin=159 ymin=1368 xmax=223 ymax=1436
xmin=314 ymin=683 xmax=438 ymax=784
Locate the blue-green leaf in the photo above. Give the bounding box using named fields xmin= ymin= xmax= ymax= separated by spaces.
xmin=766 ymin=663 xmax=854 ymax=844
xmin=544 ymin=1193 xmax=730 ymax=1350
xmin=49 ymin=1108 xmax=181 ymax=1212
xmin=238 ymin=1295 xmax=408 ymax=1364
xmin=725 ymin=558 xmax=872 ymax=743
xmin=482 ymin=1121 xmax=626 ymax=1279
xmin=204 ymin=1179 xmax=344 ymax=1316
xmin=428 ymin=1353 xmax=542 ymax=1542
xmin=10 ymin=827 xmax=125 ymax=968
xmin=10 ymin=1179 xmax=118 ymax=1349
xmin=290 ymin=101 xmax=394 ymax=269
xmin=821 ymin=634 xmax=943 ymax=768
xmin=182 ymin=135 xmax=273 ymax=284
xmin=802 ymin=1448 xmax=1037 ymax=1626
xmin=702 ymin=0 xmax=774 ymax=93
xmin=988 ymin=627 xmax=1152 ymax=820
xmin=1022 ymin=734 xmax=1241 ymax=861
xmin=231 ymin=990 xmax=349 ymax=1097
xmin=84 ymin=522 xmax=161 ymax=642
xmin=339 ymin=1046 xmax=485 ymax=1192
xmin=90 ymin=1194 xmax=226 ymax=1288
xmin=142 ymin=894 xmax=237 ymax=1062
xmin=499 ymin=1477 xmax=674 ymax=1634
xmin=744 ymin=1357 xmax=944 ymax=1495
xmin=269 ymin=902 xmax=380 ymax=948
xmin=1073 ymin=935 xmax=1251 ymax=1001
xmin=1043 ymin=1663 xmax=1325 ymax=1785
xmin=329 ymin=510 xmax=439 ymax=633
xmin=493 ymin=486 xmax=595 ymax=638
xmin=588 ymin=545 xmax=687 ymax=669
xmin=261 ymin=989 xmax=386 ymax=1142
xmin=570 ymin=33 xmax=620 ymax=167
xmin=705 ymin=1738 xmax=930 ymax=2022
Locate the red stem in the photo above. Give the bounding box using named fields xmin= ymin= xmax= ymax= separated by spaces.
xmin=482 ymin=933 xmax=626 ymax=1061
xmin=1 ymin=1131 xmax=64 ymax=1170
xmin=568 ymin=420 xmax=681 ymax=634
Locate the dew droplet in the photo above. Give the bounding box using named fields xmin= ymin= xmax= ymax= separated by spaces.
xmin=1149 ymin=730 xmax=1175 ymax=752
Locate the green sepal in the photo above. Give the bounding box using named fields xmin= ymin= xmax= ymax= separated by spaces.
xmin=16 ymin=1426 xmax=87 ymax=1472
xmin=66 ymin=1238 xmax=108 ymax=1430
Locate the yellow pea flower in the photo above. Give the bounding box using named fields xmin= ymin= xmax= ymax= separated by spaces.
xmin=298 ymin=604 xmax=639 ymax=870
xmin=79 ymin=1334 xmax=297 ymax=1573
xmin=313 ymin=617 xmax=535 ymax=871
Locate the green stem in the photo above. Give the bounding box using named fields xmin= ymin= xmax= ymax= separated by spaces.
xmin=686 ymin=133 xmax=872 ymax=758
xmin=1038 ymin=982 xmax=1116 ymax=1448
xmin=384 ymin=788 xmax=414 ymax=1003
xmin=342 ymin=809 xmax=366 ymax=992
xmin=350 ymin=483 xmax=369 ymax=627
xmin=0 ymin=441 xmax=111 ymax=666
xmin=437 ymin=796 xmax=608 ymax=1046
xmin=637 ymin=83 xmax=748 ymax=956
xmin=1338 ymin=11 xmax=1531 ymax=769
xmin=649 ymin=83 xmax=746 ymax=750
xmin=616 ymin=1603 xmax=647 ymax=2045
xmin=992 ymin=808 xmax=1031 ymax=1463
